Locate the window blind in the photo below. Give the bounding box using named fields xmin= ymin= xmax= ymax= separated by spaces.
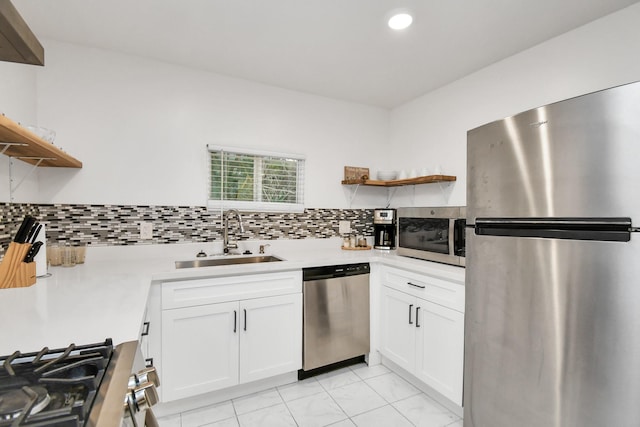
xmin=208 ymin=145 xmax=305 ymax=212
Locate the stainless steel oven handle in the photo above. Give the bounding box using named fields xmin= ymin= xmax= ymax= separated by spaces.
xmin=145 ymin=409 xmax=160 ymax=427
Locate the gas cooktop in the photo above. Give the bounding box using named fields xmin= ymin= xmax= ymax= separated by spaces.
xmin=0 ymin=339 xmax=113 ymax=426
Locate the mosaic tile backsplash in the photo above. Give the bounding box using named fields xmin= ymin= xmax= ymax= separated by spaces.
xmin=0 ymin=203 xmax=374 ymax=256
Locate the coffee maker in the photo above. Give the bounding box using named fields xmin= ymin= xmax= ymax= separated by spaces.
xmin=373 ymin=208 xmax=396 ymax=249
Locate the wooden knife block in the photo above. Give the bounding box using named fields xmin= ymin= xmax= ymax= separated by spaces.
xmin=0 ymin=242 xmax=36 ymax=288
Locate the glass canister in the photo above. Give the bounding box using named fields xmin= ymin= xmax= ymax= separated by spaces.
xmin=61 ymin=245 xmax=76 ymax=267
xmin=74 ymin=243 xmax=87 ymax=264
xmin=48 ymin=244 xmax=62 ymax=266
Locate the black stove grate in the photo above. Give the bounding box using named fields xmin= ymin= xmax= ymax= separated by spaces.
xmin=0 ymin=339 xmax=113 ymax=427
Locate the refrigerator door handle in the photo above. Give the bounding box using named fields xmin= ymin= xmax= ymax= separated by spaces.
xmin=475 ymin=217 xmax=633 ymax=242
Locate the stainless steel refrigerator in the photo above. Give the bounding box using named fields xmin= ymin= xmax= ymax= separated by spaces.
xmin=465 ymin=81 xmax=640 ymax=426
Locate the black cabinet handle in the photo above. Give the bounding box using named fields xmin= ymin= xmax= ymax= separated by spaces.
xmin=141 ymin=321 xmax=150 ymax=336
xmin=416 ymin=307 xmax=421 ymax=327
xmin=244 ymin=309 xmax=247 ymax=331
xmin=233 ymin=310 xmax=237 ymax=333
xmin=145 ymin=358 xmax=154 ymax=368
xmin=408 ymin=304 xmax=413 ymax=324
xmin=407 ymin=281 xmax=426 ymax=289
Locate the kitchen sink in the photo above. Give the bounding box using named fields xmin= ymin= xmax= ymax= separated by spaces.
xmin=175 ymin=255 xmax=283 ymax=269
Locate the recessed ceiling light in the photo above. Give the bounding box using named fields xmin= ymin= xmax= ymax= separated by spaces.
xmin=388 ymin=13 xmax=413 ymax=30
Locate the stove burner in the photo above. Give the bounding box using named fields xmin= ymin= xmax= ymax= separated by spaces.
xmin=0 ymin=386 xmax=50 ymax=421
xmin=0 ymin=339 xmax=113 ymax=427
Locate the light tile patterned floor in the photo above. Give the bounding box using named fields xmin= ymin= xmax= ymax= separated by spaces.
xmin=157 ymin=364 xmax=462 ymax=427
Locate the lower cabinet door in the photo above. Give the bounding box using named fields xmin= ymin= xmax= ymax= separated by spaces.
xmin=380 ymin=286 xmax=417 ymax=372
xmin=161 ymin=301 xmax=239 ymax=401
xmin=239 ymin=293 xmax=302 ymax=383
xmin=415 ymin=299 xmax=464 ymax=405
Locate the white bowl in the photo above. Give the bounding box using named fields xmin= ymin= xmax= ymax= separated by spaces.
xmin=377 ymin=171 xmax=397 ymax=180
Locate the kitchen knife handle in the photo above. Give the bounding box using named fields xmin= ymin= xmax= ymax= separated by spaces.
xmin=28 ymin=223 xmax=42 ymax=244
xmin=14 ymin=215 xmax=35 ymax=243
xmin=24 ymin=241 xmax=42 ymax=263
xmin=26 ymin=222 xmax=40 ymax=243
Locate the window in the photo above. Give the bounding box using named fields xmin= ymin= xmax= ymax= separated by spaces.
xmin=208 ymin=145 xmax=305 ymax=212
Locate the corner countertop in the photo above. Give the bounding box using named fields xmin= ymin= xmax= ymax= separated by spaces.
xmin=0 ymin=237 xmax=464 ymax=356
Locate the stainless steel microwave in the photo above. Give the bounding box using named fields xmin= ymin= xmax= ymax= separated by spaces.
xmin=397 ymin=206 xmax=466 ymax=267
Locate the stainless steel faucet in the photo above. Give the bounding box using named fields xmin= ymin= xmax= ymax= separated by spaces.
xmin=223 ymin=209 xmax=245 ymax=254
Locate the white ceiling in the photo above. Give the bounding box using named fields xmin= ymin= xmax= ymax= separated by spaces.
xmin=14 ymin=0 xmax=640 ymax=108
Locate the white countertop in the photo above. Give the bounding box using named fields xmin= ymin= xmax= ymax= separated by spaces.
xmin=0 ymin=237 xmax=464 ymax=355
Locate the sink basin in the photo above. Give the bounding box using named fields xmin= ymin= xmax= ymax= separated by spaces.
xmin=175 ymin=255 xmax=283 ymax=269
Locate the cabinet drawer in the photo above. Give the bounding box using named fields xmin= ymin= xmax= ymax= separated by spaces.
xmin=382 ymin=266 xmax=464 ymax=312
xmin=162 ymin=270 xmax=302 ymax=310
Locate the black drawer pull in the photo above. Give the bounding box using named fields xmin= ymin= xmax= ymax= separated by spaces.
xmin=407 ymin=282 xmax=426 ymax=289
xmin=244 ymin=309 xmax=247 ymax=331
xmin=145 ymin=358 xmax=154 ymax=368
xmin=416 ymin=307 xmax=421 ymax=327
xmin=233 ymin=310 xmax=237 ymax=333
xmin=141 ymin=321 xmax=150 ymax=336
xmin=409 ymin=304 xmax=413 ymax=324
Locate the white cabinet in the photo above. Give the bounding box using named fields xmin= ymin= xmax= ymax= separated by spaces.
xmin=157 ymin=270 xmax=302 ymax=402
xmin=380 ymin=286 xmax=416 ymax=372
xmin=379 ymin=265 xmax=464 ymax=406
xmin=162 ymin=301 xmax=240 ymax=400
xmin=239 ymin=294 xmax=302 ymax=383
xmin=415 ymin=299 xmax=464 ymax=405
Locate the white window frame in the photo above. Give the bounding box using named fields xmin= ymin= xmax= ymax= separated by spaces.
xmin=207 ymin=145 xmax=305 ymax=212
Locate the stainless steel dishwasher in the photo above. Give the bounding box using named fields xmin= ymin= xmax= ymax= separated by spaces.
xmin=301 ymin=263 xmax=370 ymax=375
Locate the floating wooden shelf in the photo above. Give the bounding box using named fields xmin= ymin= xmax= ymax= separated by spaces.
xmin=341 ymin=175 xmax=456 ymax=187
xmin=0 ymin=0 xmax=44 ymax=66
xmin=0 ymin=114 xmax=82 ymax=168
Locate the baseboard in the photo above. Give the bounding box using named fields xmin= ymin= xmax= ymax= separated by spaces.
xmin=381 ymin=356 xmax=463 ymax=418
xmin=153 ymin=371 xmax=298 ymax=418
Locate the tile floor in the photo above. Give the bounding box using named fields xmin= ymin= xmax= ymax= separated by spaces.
xmin=157 ymin=364 xmax=462 ymax=427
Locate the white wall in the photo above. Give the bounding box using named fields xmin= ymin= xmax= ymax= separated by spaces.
xmin=5 ymin=3 xmax=640 ymax=210
xmin=388 ymin=2 xmax=640 ymax=208
xmin=0 ymin=61 xmax=39 ymax=203
xmin=9 ymin=41 xmax=389 ymax=208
